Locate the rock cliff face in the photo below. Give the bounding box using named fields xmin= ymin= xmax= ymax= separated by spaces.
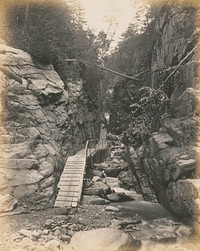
xmin=130 ymin=3 xmax=200 ymax=219
xmin=0 ymin=44 xmax=100 ymax=210
xmin=151 ymin=3 xmax=197 ymax=91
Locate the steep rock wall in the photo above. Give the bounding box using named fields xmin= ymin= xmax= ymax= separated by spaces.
xmin=0 ymin=44 xmax=100 ymax=210
xmin=138 ymin=110 xmax=200 ymax=218
xmin=151 ymin=2 xmax=197 ymax=92
xmin=131 ymin=3 xmax=200 ymax=219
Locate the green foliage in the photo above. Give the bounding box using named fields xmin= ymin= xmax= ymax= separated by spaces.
xmin=114 ymin=21 xmax=156 ymax=77
xmin=66 ymin=0 xmax=86 ymax=29
xmin=120 ymin=87 xmax=170 ymax=147
xmin=5 ymin=0 xmax=98 ymax=65
xmin=94 ymin=30 xmax=115 ymax=64
xmin=81 ymin=64 xmax=103 ymax=111
xmin=6 ymin=1 xmax=70 ymax=64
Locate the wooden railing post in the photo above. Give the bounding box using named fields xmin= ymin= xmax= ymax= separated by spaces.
xmin=79 ymin=140 xmax=89 ymax=203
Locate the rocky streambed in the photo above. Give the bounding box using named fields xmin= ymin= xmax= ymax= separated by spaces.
xmin=0 ymin=190 xmax=197 ymax=251
xmin=0 ymin=143 xmax=198 ymax=251
xmin=0 ymin=197 xmax=196 ymax=251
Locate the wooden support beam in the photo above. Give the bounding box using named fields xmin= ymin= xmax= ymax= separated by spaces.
xmin=96 ymin=64 xmax=142 ymax=81
xmin=64 ymin=58 xmax=142 ymax=81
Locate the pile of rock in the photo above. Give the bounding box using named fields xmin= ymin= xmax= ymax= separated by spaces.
xmin=3 ymin=218 xmax=142 ymax=251
xmin=0 ymin=204 xmax=194 ymax=251
xmin=1 ymin=214 xmax=80 ymax=251
xmin=83 ymin=142 xmax=144 ymax=204
xmin=93 ymin=148 xmax=129 ymax=178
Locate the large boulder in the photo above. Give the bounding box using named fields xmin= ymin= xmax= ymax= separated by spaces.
xmin=105 ymin=167 xmax=120 ymax=177
xmin=106 ymin=177 xmax=143 ymax=201
xmin=149 ymin=132 xmax=173 ymax=156
xmin=107 ymin=192 xmax=134 ymax=202
xmin=69 ymin=228 xmax=142 ymax=251
xmin=83 ymin=181 xmax=111 ymax=196
xmin=113 ymin=188 xmax=143 ymax=201
xmin=106 ymin=193 xmax=121 ymax=202
xmin=166 ymin=179 xmax=200 ymax=217
xmin=94 ymin=162 xmax=109 ymax=170
xmin=163 ymin=117 xmax=198 ymax=146
xmin=90 ymin=169 xmax=102 ymax=178
xmin=82 ymin=195 xmax=110 ymax=205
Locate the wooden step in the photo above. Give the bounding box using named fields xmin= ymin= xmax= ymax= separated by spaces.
xmin=60 ymin=177 xmax=80 ymax=182
xmin=63 ymin=169 xmax=83 ymax=171
xmin=60 ymin=177 xmax=81 ymax=181
xmin=62 ymin=173 xmax=81 ymax=176
xmin=58 ymin=181 xmax=80 ymax=186
xmin=66 ymin=162 xmax=84 ymax=165
xmin=55 ymin=201 xmax=72 ymax=207
xmin=56 ymin=196 xmax=74 ymax=201
xmin=58 ymin=186 xmax=80 ymax=192
xmin=61 ymin=176 xmax=80 ymax=179
xmin=56 ymin=196 xmax=79 ymax=202
xmin=63 ymin=172 xmax=83 ymax=175
xmin=58 ymin=191 xmax=79 ymax=197
xmin=63 ymin=171 xmax=83 ymax=174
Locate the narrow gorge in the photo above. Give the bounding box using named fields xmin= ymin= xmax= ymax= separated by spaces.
xmin=0 ymin=1 xmax=200 ymax=251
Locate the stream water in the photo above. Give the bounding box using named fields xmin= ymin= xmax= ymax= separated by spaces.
xmin=112 ymin=200 xmax=174 ymax=220
xmin=106 ymin=177 xmax=198 ymax=250
xmin=111 ymin=200 xmax=199 ymax=251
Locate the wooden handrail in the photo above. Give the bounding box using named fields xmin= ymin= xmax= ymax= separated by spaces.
xmin=78 ymin=140 xmax=90 ymax=202
xmin=79 ymin=138 xmax=107 ymax=203
xmin=85 ymin=140 xmax=90 ymax=159
xmin=85 ymin=138 xmax=107 ymax=161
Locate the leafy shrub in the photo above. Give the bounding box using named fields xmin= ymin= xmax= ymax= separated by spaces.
xmin=121 ymin=87 xmax=170 ymax=147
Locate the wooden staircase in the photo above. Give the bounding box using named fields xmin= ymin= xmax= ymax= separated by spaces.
xmin=54 ymin=150 xmax=86 ymax=208
xmin=54 ymin=133 xmax=107 ymax=208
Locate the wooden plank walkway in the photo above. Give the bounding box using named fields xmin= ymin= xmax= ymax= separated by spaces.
xmin=54 ymin=132 xmax=107 ymax=208
xmin=54 ymin=149 xmax=86 ymax=208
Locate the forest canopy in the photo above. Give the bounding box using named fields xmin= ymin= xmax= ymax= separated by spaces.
xmin=2 ymin=0 xmax=98 ymax=66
